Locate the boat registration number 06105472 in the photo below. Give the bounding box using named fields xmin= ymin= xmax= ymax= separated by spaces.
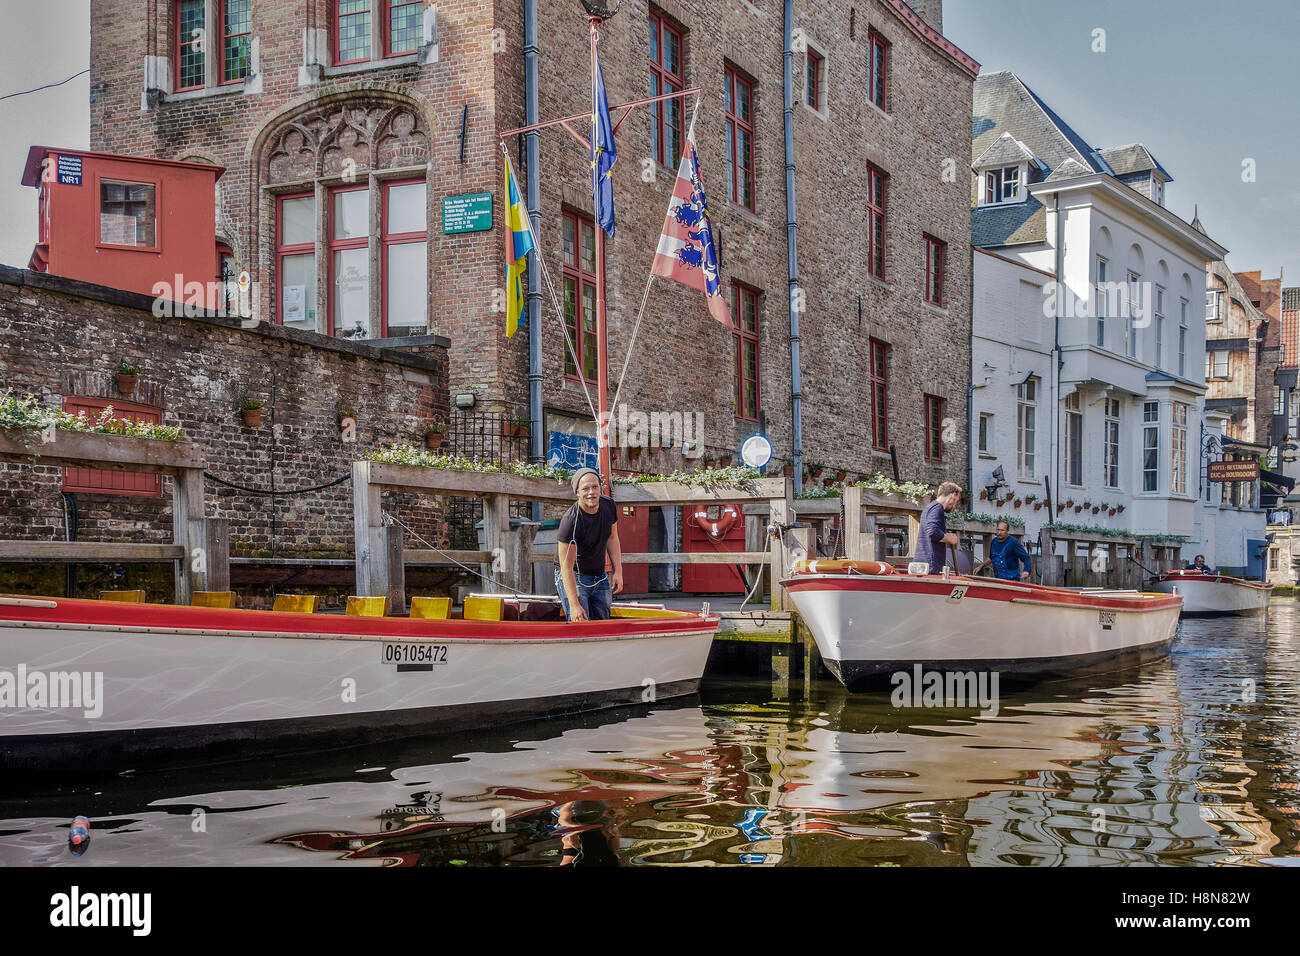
xmin=382 ymin=642 xmax=449 ymax=666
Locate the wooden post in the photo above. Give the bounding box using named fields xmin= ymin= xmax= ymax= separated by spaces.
xmin=172 ymin=467 xmax=207 ymax=605
xmin=386 ymin=522 xmax=406 ymax=615
xmin=481 ymin=493 xmax=507 ymax=593
xmin=843 ymin=485 xmax=863 ymax=560
xmin=745 ymin=512 xmax=766 ymax=597
xmin=205 ymin=518 xmax=230 ymax=592
xmin=1038 ymin=526 xmax=1056 ymax=585
xmin=770 ymin=478 xmax=793 ymax=611
xmin=906 ymin=512 xmax=921 ymax=560
xmin=511 ymin=521 xmax=538 ymax=593
xmin=352 ymin=460 xmax=387 ymax=598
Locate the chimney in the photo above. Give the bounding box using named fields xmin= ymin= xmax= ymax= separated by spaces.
xmin=908 ymin=0 xmax=943 ymax=34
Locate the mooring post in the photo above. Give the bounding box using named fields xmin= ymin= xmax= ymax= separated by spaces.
xmin=842 ymin=485 xmax=862 ymax=559
xmin=510 ymin=520 xmax=539 ymax=593
xmin=172 ymin=467 xmax=207 ymax=605
xmin=386 ymin=522 xmax=406 ymax=614
xmin=205 ymin=518 xmax=230 ymax=593
xmin=481 ymin=493 xmax=506 ymax=593
xmin=769 ymin=478 xmax=794 ymax=610
xmin=352 ymin=460 xmax=387 ymax=598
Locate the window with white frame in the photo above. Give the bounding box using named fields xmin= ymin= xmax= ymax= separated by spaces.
xmin=982 ymin=165 xmax=1022 ymax=205
xmin=1064 ymin=392 xmax=1083 ymax=486
xmin=1142 ymin=401 xmax=1160 ymax=492
xmin=1206 ymin=288 xmax=1222 ymax=322
xmin=1153 ymin=286 xmax=1165 ymax=368
xmin=1104 ymin=398 xmax=1121 ymax=489
xmin=1017 ymin=378 xmax=1037 ymax=478
xmin=1178 ymin=298 xmax=1188 ymax=377
xmin=1095 ymin=256 xmax=1108 ymax=348
xmin=1171 ymin=402 xmax=1187 ymax=495
xmin=1206 ymin=349 xmax=1229 ymax=379
xmin=1126 ymin=271 xmax=1141 ymax=359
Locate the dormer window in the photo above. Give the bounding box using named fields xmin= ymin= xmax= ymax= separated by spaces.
xmin=982 ymin=165 xmax=1022 ymax=205
xmin=1152 ymin=177 xmax=1165 ymax=206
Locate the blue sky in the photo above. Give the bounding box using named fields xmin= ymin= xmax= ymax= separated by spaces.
xmin=945 ymin=0 xmax=1300 ymax=280
xmin=0 ymin=0 xmax=1296 ymax=281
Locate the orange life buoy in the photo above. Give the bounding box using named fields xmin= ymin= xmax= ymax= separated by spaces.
xmin=692 ymin=504 xmax=739 ymax=540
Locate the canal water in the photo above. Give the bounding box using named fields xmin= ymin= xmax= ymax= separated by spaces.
xmin=1 ymin=601 xmax=1297 ymax=867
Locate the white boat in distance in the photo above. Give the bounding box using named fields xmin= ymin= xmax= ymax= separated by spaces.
xmin=1149 ymin=570 xmax=1273 ymax=616
xmin=0 ymin=593 xmax=718 ymax=771
xmin=780 ymin=560 xmax=1182 ymax=691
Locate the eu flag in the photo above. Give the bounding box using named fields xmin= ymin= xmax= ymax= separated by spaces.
xmin=591 ymin=53 xmax=617 ymax=238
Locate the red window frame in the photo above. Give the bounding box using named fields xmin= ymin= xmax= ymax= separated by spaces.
xmin=174 ymin=0 xmax=206 ymax=92
xmin=334 ymin=0 xmax=372 ymax=65
xmin=383 ymin=0 xmax=423 ymax=56
xmin=924 ymin=234 xmax=945 ymax=306
xmin=732 ymin=282 xmax=761 ymax=421
xmin=925 ymin=394 xmax=945 ymax=462
xmin=276 ymin=191 xmax=314 ymax=327
xmin=866 ymin=164 xmax=886 ymax=280
xmin=62 ymin=398 xmax=163 ymax=497
xmin=869 ymin=338 xmax=889 ymax=451
xmin=380 ymin=178 xmax=428 ymax=337
xmin=649 ymin=10 xmax=685 ymax=168
xmin=219 ymin=0 xmax=252 ymax=85
xmin=562 ymin=209 xmax=599 ymax=384
xmin=806 ymin=48 xmax=823 ymax=110
xmin=868 ymin=28 xmax=888 ymax=111
xmin=328 ymin=183 xmax=370 ymax=337
xmin=724 ymin=65 xmax=755 ymax=211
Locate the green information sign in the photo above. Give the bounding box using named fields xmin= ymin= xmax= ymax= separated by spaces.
xmin=442 ymin=192 xmax=493 ymax=234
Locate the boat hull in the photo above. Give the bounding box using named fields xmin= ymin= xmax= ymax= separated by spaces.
xmin=1149 ymin=574 xmax=1273 ymax=616
xmin=0 ymin=595 xmax=717 ymax=770
xmin=782 ymin=574 xmax=1182 ymax=691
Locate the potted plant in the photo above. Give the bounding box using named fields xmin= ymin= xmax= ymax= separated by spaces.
xmin=1024 ymin=494 xmax=1037 ymax=503
xmin=979 ymin=490 xmax=988 ymax=500
xmin=239 ymin=394 xmax=264 ymax=427
xmin=1074 ymin=505 xmax=1083 ymax=514
xmin=501 ymin=415 xmax=529 ymax=439
xmin=1092 ymin=506 xmax=1101 ymax=515
xmin=1057 ymin=504 xmax=1066 ymax=514
xmin=1013 ymin=498 xmax=1022 ymax=507
xmin=835 ymin=468 xmax=847 ymax=482
xmin=823 ymin=476 xmax=835 ymax=488
xmin=807 ymin=462 xmax=824 ymax=478
xmin=1116 ymin=504 xmax=1126 ymax=514
xmin=1108 ymin=507 xmax=1116 ymax=516
xmin=719 ymin=453 xmax=733 ymax=467
xmin=704 ymin=455 xmax=717 ymax=468
xmin=425 ymin=422 xmax=447 ymax=450
xmin=1064 ymin=499 xmax=1074 ymax=508
xmin=628 ymin=444 xmax=643 ymax=461
xmin=1034 ymin=502 xmax=1043 ymax=511
xmin=782 ymin=458 xmax=794 ymax=477
xmin=115 ymin=362 xmax=140 ymax=395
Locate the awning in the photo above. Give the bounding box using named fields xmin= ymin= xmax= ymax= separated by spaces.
xmin=1262 ymin=469 xmax=1296 ymax=493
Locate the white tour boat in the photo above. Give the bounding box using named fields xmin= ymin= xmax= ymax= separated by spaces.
xmin=780 ymin=560 xmax=1182 ymax=690
xmin=0 ymin=593 xmax=718 ymax=770
xmin=1149 ymin=570 xmax=1273 ymax=616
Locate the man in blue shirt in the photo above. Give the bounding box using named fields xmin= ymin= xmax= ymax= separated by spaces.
xmin=976 ymin=519 xmax=1033 ymax=581
xmin=914 ymin=482 xmax=962 ymax=573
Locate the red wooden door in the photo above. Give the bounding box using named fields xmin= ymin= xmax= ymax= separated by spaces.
xmin=682 ymin=502 xmax=747 ymax=593
xmin=617 ymin=503 xmax=649 ymax=594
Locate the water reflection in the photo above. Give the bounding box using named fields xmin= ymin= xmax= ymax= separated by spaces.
xmin=1 ymin=602 xmax=1297 ymax=866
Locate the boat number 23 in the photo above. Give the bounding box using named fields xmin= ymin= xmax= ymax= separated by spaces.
xmin=945 ymin=585 xmax=968 ymax=603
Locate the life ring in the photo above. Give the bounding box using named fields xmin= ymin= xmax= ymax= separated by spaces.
xmin=791 ymin=559 xmax=896 ymax=576
xmin=692 ymin=504 xmax=739 ymax=540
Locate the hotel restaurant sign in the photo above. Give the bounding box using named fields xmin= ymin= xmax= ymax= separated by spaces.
xmin=1207 ymin=460 xmax=1260 ymax=483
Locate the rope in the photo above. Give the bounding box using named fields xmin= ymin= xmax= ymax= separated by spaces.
xmin=204 ymin=471 xmax=351 ymax=497
xmin=610 ymin=273 xmax=656 ymax=412
xmin=383 ymin=509 xmax=528 ymax=597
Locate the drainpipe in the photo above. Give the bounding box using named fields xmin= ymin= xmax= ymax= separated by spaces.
xmin=1051 ymin=192 xmax=1063 ymax=519
xmin=524 ymin=0 xmax=542 ymax=522
xmin=783 ymin=0 xmax=803 ymax=494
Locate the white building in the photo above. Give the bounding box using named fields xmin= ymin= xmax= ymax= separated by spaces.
xmin=969 ymin=72 xmax=1229 ymax=560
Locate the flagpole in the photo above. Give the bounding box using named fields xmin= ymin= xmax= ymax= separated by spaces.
xmin=590 ymin=13 xmax=612 ymax=494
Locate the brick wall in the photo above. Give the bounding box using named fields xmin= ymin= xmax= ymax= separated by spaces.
xmin=88 ymin=0 xmax=975 ymax=487
xmin=0 ymin=266 xmax=450 ymax=567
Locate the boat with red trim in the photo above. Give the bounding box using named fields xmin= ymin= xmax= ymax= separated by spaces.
xmin=0 ymin=593 xmax=718 ymax=770
xmin=1148 ymin=569 xmax=1273 ymax=616
xmin=780 ymin=559 xmax=1182 ymax=690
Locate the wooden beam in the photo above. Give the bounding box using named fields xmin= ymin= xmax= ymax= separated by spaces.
xmin=205 ymin=518 xmax=230 ymax=592
xmin=386 ymin=522 xmax=406 ymax=615
xmin=352 ymin=460 xmax=386 ymax=597
xmin=480 ymin=493 xmax=506 ymax=593
xmin=366 ymin=462 xmax=574 ymax=504
xmin=613 ymin=477 xmax=789 ymax=507
xmin=404 ymin=549 xmax=494 ymax=565
xmin=843 ymin=485 xmax=862 ymax=559
xmin=0 ymin=541 xmax=185 ymax=562
xmin=0 ymin=429 xmax=205 ymax=473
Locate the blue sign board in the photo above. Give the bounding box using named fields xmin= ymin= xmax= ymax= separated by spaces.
xmin=56 ymin=155 xmax=82 ymax=186
xmin=547 ymin=431 xmax=599 ymax=473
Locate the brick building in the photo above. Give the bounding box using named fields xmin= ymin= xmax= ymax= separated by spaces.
xmin=85 ymin=0 xmax=977 ymax=489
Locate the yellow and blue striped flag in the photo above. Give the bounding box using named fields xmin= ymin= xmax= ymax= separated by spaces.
xmin=503 ymin=154 xmax=534 ymax=338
